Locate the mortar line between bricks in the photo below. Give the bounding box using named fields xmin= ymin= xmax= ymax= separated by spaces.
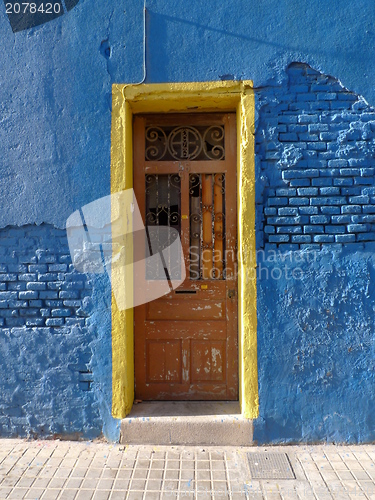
xmin=14 ymin=446 xmax=43 ymax=493
xmin=194 ymin=450 xmax=198 ymax=500
xmin=55 ymin=451 xmax=80 ymax=500
xmin=363 ymin=448 xmax=375 ymax=465
xmin=5 ymin=444 xmax=30 ymax=490
xmin=40 ymin=446 xmax=63 ymax=496
xmin=348 ymin=448 xmax=372 ymax=500
xmin=177 ymin=449 xmax=183 ymax=500
xmin=92 ymin=447 xmax=112 ymax=498
xmin=295 ymin=455 xmax=318 ymax=500
xmin=208 ymin=450 xmax=214 ymax=500
xmin=108 ymin=449 xmax=123 ymax=500
xmin=125 ymin=448 xmax=140 ymax=500
xmin=223 ymin=451 xmax=233 ymax=500
xmin=310 ymin=450 xmax=336 ymax=500
xmin=33 ymin=444 xmax=58 ymax=497
xmin=241 ymin=449 xmax=255 ymax=500
xmin=142 ymin=446 xmax=153 ymax=499
xmin=278 ymin=481 xmax=294 ymax=500
xmin=294 ymin=481 xmax=303 ymax=500
xmin=160 ymin=450 xmax=168 ymax=499
xmin=317 ymin=452 xmax=342 ymax=500
xmin=326 ymin=451 xmax=354 ymax=500
xmin=258 ymin=474 xmax=267 ymax=500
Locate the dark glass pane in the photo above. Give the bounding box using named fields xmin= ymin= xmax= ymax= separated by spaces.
xmin=145 ymin=174 xmax=181 ymax=280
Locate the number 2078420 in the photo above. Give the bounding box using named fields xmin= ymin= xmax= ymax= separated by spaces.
xmin=5 ymin=2 xmax=61 ymax=14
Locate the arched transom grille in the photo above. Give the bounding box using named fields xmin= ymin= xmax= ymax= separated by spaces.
xmin=145 ymin=125 xmax=225 ymax=161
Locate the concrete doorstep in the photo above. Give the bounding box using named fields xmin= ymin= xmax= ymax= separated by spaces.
xmin=120 ymin=402 xmax=253 ymax=446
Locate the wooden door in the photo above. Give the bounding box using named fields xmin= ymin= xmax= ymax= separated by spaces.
xmin=133 ymin=113 xmax=238 ymax=400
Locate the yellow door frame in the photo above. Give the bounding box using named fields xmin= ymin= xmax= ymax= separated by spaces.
xmin=110 ymin=81 xmax=258 ymax=419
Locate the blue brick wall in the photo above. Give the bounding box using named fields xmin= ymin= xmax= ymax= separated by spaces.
xmin=256 ymin=63 xmax=375 ymax=250
xmin=0 ymin=226 xmax=91 ymax=330
xmin=0 ymin=224 xmax=107 ymax=439
xmin=254 ymin=63 xmax=375 ymax=444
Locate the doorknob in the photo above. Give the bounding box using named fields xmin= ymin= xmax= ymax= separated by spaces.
xmin=228 ymin=289 xmax=235 ymax=299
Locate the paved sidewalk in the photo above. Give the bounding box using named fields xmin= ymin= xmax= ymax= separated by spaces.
xmin=1 ymin=439 xmax=375 ymax=499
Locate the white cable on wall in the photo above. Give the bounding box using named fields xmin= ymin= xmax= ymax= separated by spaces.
xmin=133 ymin=0 xmax=147 ymax=85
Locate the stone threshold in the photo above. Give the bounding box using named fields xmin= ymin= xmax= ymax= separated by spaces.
xmin=120 ymin=401 xmax=253 ymax=446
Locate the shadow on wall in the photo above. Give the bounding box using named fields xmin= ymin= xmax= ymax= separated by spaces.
xmin=254 ymin=63 xmax=375 ymax=444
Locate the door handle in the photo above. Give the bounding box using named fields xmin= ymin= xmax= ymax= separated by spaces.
xmin=228 ymin=289 xmax=235 ymax=299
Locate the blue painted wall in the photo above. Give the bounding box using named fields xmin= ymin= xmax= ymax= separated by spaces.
xmin=255 ymin=243 xmax=375 ymax=443
xmin=254 ymin=64 xmax=375 ymax=443
xmin=1 ymin=0 xmax=375 ymax=442
xmin=1 ymin=0 xmax=375 ymax=227
xmin=0 ymin=225 xmax=118 ymax=440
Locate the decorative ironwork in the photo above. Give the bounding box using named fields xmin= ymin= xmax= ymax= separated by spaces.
xmin=189 ymin=173 xmax=225 ymax=280
xmin=145 ymin=125 xmax=225 ymax=161
xmin=169 ymin=127 xmax=202 ymax=160
xmin=203 ymin=126 xmax=225 ymax=160
xmin=145 ymin=174 xmax=181 ymax=280
xmin=145 ymin=127 xmax=168 ymax=161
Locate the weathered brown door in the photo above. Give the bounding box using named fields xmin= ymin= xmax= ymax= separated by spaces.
xmin=133 ymin=113 xmax=238 ymax=400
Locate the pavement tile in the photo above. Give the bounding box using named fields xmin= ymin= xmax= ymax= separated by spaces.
xmin=41 ymin=490 xmax=62 ymax=500
xmin=48 ymin=477 xmax=66 ymax=489
xmin=74 ymin=491 xmax=94 ymax=500
xmin=65 ymin=477 xmax=83 ymax=489
xmin=164 ymin=470 xmax=179 ymax=481
xmin=1 ymin=477 xmax=20 ymax=487
xmin=96 ymin=479 xmax=113 ymax=490
xmin=147 ymin=479 xmax=163 ymax=490
xmin=129 ymin=478 xmax=147 ymax=489
xmin=33 ymin=478 xmax=52 ymax=489
xmin=59 ymin=490 xmax=78 ymax=500
xmin=165 ymin=460 xmax=179 ymax=470
xmin=330 ymin=460 xmax=348 ymax=470
xmin=113 ymin=478 xmax=130 ymax=489
xmin=92 ymin=492 xmax=110 ymax=500
xmin=125 ymin=493 xmax=143 ymax=500
xmin=109 ymin=493 xmax=128 ymax=500
xmin=352 ymin=469 xmax=371 ymax=480
xmin=25 ymin=488 xmax=45 ymax=499
xmin=7 ymin=488 xmax=28 ymax=499
xmin=55 ymin=467 xmax=72 ymax=478
xmin=101 ymin=469 xmax=117 ymax=479
xmin=80 ymin=478 xmax=98 ymax=489
xmin=6 ymin=441 xmax=375 ymax=499
xmin=149 ymin=469 xmax=164 ymax=480
xmin=116 ymin=470 xmax=132 ymax=480
xmin=144 ymin=493 xmax=162 ymax=500
xmin=163 ymin=480 xmax=178 ymax=490
xmin=16 ymin=478 xmax=35 ymax=488
xmin=70 ymin=468 xmax=88 ymax=478
xmin=38 ymin=467 xmax=57 ymax=479
xmin=133 ymin=469 xmax=148 ymax=479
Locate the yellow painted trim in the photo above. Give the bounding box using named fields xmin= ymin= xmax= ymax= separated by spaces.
xmin=110 ymin=87 xmax=134 ymax=417
xmin=110 ymin=81 xmax=258 ymax=419
xmin=237 ymin=91 xmax=259 ymax=419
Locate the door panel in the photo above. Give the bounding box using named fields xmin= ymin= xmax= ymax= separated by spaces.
xmin=134 ymin=113 xmax=238 ymax=400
